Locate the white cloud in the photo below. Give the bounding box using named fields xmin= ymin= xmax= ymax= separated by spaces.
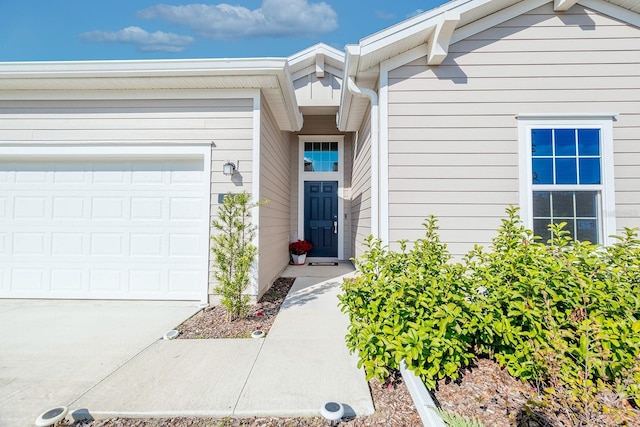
xmin=407 ymin=9 xmax=425 ymax=18
xmin=138 ymin=0 xmax=338 ymax=40
xmin=80 ymin=26 xmax=194 ymax=52
xmin=375 ymin=10 xmax=395 ymax=20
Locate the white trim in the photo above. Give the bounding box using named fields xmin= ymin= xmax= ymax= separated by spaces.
xmin=427 ymin=12 xmax=460 ymax=66
xmin=452 ymin=0 xmax=547 ymax=45
xmin=400 ymin=360 xmax=446 ymax=427
xmin=555 ymin=0 xmax=579 ymax=11
xmin=297 ymin=135 xmax=345 ymax=260
xmin=379 ymin=60 xmax=391 ymax=246
xmin=581 ymin=0 xmax=640 ymax=29
xmin=0 ymin=143 xmax=212 ymax=303
xmin=0 ymin=89 xmax=268 ymax=102
xmin=517 ymin=116 xmax=616 ymax=245
xmin=516 ymin=113 xmax=619 ymax=119
xmin=251 ymin=93 xmax=261 ymax=296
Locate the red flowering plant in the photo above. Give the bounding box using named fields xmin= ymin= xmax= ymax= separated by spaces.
xmin=289 ymin=239 xmax=313 ymax=255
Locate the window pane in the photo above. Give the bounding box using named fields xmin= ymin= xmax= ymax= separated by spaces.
xmin=578 ymin=129 xmax=600 ymax=156
xmin=552 ymin=191 xmax=575 ymax=218
xmin=579 ymin=158 xmax=601 ymax=184
xmin=533 ymin=219 xmax=552 ymax=242
xmin=532 ymin=158 xmax=553 ymax=184
xmin=555 ymin=129 xmax=576 ymax=156
xmin=555 ymin=158 xmax=577 ymax=184
xmin=533 ymin=191 xmax=551 ymax=217
xmin=532 ymin=129 xmax=553 ymax=156
xmin=577 ymin=219 xmax=598 ymax=242
xmin=575 ymin=191 xmax=597 ymax=217
xmin=303 ymin=141 xmax=339 ymax=172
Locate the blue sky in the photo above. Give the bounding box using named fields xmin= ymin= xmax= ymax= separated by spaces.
xmin=0 ymin=0 xmax=449 ymax=62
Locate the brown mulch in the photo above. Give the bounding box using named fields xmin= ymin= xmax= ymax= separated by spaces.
xmin=434 ymin=357 xmax=640 ymax=427
xmin=176 ymin=277 xmax=296 ymax=339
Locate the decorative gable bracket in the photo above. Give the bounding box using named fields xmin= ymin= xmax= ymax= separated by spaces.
xmin=427 ymin=12 xmax=460 ymax=66
xmin=315 ymin=53 xmax=325 ymax=79
xmin=554 ymin=0 xmax=579 ymax=11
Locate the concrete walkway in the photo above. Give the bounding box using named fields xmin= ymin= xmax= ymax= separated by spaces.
xmin=0 ymin=300 xmax=202 ymax=427
xmin=70 ymin=263 xmax=374 ymax=421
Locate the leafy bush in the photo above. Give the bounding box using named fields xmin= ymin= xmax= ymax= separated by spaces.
xmin=339 ymin=217 xmax=483 ymax=389
xmin=340 ymin=207 xmax=640 ymax=412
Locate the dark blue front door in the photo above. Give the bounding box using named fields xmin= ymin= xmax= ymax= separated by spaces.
xmin=304 ymin=181 xmax=338 ymax=257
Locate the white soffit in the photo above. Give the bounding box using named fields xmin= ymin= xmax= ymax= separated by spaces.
xmin=0 ymin=58 xmax=303 ymax=131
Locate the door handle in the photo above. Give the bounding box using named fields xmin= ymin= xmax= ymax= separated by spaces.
xmin=333 ymin=220 xmax=338 ymax=234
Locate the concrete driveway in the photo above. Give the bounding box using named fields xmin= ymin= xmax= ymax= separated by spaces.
xmin=0 ymin=299 xmax=201 ymax=427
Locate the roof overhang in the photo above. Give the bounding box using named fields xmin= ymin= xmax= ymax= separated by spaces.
xmin=338 ymin=0 xmax=640 ymax=131
xmin=0 ymin=57 xmax=303 ymax=131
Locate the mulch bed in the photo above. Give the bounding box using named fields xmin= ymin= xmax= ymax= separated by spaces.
xmin=176 ymin=277 xmax=296 ymax=339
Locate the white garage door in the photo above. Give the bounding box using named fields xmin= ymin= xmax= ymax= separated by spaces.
xmin=0 ymin=156 xmax=210 ymax=301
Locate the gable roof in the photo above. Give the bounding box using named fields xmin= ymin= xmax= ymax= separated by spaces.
xmin=0 ymin=57 xmax=304 ymax=132
xmin=338 ymin=0 xmax=640 ymax=131
xmin=287 ymin=43 xmax=344 ymax=82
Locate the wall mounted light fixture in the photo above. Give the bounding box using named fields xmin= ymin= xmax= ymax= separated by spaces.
xmin=223 ymin=161 xmax=237 ymax=176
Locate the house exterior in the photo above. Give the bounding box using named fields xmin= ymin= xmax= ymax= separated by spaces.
xmin=1 ymin=0 xmax=639 ymax=303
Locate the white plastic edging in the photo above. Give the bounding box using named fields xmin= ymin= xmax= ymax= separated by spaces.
xmin=400 ymin=360 xmax=446 ymax=427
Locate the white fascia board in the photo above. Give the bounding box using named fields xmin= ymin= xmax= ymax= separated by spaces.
xmin=452 ymin=0 xmax=548 ymax=44
xmin=287 ymin=43 xmax=344 ymax=66
xmin=277 ymin=64 xmax=304 ymax=131
xmin=336 ymin=45 xmax=361 ymax=132
xmin=555 ymin=0 xmax=579 ymax=11
xmin=580 ymin=0 xmax=640 ymax=28
xmin=0 ymin=57 xmax=290 ymax=78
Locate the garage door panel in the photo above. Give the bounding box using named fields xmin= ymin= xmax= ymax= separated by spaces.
xmin=0 ymin=157 xmax=208 ymax=300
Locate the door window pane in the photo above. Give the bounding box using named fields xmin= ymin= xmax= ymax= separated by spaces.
xmin=303 ymin=141 xmax=339 ymax=172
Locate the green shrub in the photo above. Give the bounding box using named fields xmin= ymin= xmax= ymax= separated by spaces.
xmin=339 ymin=217 xmax=483 ymax=389
xmin=340 ymin=207 xmax=640 ymax=409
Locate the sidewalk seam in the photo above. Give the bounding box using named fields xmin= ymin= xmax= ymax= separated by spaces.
xmin=67 ymin=338 xmax=161 ymax=408
xmin=232 ymin=337 xmax=266 ymax=416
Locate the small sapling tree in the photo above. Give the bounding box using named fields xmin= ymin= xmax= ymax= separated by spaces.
xmin=211 ymin=192 xmax=262 ymax=321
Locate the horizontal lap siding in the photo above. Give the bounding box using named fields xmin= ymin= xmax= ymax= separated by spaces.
xmin=351 ymin=108 xmax=372 ymax=259
xmin=259 ymin=97 xmax=291 ymax=298
xmin=387 ymin=3 xmax=640 ymax=256
xmin=0 ymin=96 xmax=255 ymax=296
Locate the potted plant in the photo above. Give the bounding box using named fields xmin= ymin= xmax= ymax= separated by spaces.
xmin=289 ymin=239 xmax=312 ymax=265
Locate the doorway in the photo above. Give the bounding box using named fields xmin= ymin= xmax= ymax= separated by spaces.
xmin=304 ymin=181 xmax=338 ymax=257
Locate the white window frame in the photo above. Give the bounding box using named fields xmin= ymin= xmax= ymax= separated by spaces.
xmin=518 ymin=115 xmax=616 ymax=245
xmin=297 ymin=135 xmax=344 ymax=260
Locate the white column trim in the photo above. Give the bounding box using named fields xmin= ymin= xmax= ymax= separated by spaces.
xmin=251 ymin=92 xmax=261 ymax=296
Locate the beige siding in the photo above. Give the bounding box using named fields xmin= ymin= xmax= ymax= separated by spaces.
xmin=387 ymin=3 xmax=640 ymax=255
xmin=293 ymin=72 xmax=342 ymax=107
xmin=351 ymin=107 xmax=372 ymax=259
xmin=258 ymin=97 xmax=291 ymax=298
xmin=0 ymin=96 xmax=255 ymax=297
